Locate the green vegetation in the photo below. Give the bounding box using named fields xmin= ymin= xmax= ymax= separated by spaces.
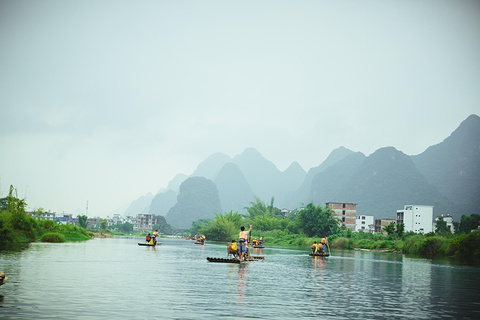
xmin=0 ymin=186 xmax=93 ymax=245
xmin=186 ymin=196 xmax=480 ymax=264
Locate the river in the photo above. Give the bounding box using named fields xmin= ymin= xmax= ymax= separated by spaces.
xmin=1 ymin=237 xmax=479 ymax=319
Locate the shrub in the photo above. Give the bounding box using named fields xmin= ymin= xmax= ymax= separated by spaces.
xmin=41 ymin=233 xmax=66 ymax=243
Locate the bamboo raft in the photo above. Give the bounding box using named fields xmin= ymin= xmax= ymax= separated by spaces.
xmin=253 ymin=245 xmax=264 ymax=249
xmin=138 ymin=242 xmax=161 ymax=246
xmin=206 ymin=256 xmax=265 ymax=263
xmin=309 ymin=252 xmax=329 ymax=257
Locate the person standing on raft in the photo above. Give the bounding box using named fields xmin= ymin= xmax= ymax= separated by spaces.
xmin=238 ymin=224 xmax=252 ymax=262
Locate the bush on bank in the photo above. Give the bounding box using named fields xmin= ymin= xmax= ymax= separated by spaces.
xmin=0 ymin=186 xmax=93 ymax=244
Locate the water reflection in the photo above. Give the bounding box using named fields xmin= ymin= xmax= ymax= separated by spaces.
xmin=1 ymin=238 xmax=480 ymax=319
xmin=311 ymin=256 xmax=326 ymax=270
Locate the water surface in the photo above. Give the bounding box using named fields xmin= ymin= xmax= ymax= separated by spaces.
xmin=1 ymin=237 xmax=479 ymax=319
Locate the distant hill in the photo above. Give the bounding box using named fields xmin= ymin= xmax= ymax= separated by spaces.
xmin=214 ymin=162 xmax=254 ymax=214
xmin=232 ymin=147 xmax=283 ymax=201
xmin=148 ymin=190 xmax=177 ymax=217
xmin=123 ymin=192 xmax=154 ymax=216
xmin=335 ymin=147 xmax=452 ymax=219
xmin=308 ymin=151 xmax=367 ymax=206
xmin=123 ymin=114 xmax=479 ymax=227
xmin=412 ymin=114 xmax=480 ymax=219
xmin=165 ymin=177 xmax=222 ymax=228
xmin=191 ymin=153 xmax=231 ymax=180
xmin=285 ymin=147 xmax=356 ymax=208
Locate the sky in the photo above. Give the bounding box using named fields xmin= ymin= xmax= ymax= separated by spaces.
xmin=1 ymin=0 xmax=479 ymax=218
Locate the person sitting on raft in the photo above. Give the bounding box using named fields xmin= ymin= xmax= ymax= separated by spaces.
xmin=146 ymin=233 xmax=151 ymax=243
xmin=0 ymin=272 xmax=7 ymax=286
xmin=311 ymin=241 xmax=318 ymax=253
xmin=238 ymin=224 xmax=252 ymax=262
xmin=228 ymin=240 xmax=238 ymax=259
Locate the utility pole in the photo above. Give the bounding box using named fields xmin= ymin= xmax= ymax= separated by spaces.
xmin=86 ymin=200 xmax=89 ymax=216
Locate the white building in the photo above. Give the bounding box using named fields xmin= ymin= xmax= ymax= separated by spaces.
xmin=397 ymin=205 xmax=434 ymax=234
xmin=356 ymin=215 xmax=375 ymax=233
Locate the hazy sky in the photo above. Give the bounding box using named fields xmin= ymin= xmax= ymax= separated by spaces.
xmin=1 ymin=0 xmax=479 ymax=218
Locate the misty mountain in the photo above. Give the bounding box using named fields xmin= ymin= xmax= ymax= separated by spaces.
xmin=412 ymin=114 xmax=480 ymax=218
xmin=284 ymin=146 xmax=356 ymax=208
xmin=279 ymin=161 xmax=307 ymax=193
xmin=334 ymin=147 xmax=452 ymax=219
xmin=214 ymin=162 xmax=254 ymax=214
xmin=125 ymin=114 xmax=479 ymax=227
xmin=165 ymin=176 xmax=222 ymax=228
xmin=232 ymin=147 xmax=283 ymax=201
xmin=191 ymin=152 xmax=231 ymax=180
xmin=123 ymin=192 xmax=154 ymax=216
xmin=166 ymin=173 xmax=188 ymax=192
xmin=308 ymin=151 xmax=367 ymax=206
xmin=148 ymin=190 xmax=177 ymax=217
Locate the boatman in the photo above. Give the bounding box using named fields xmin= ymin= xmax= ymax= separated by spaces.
xmin=238 ymin=224 xmax=252 ymax=262
xmin=320 ymin=237 xmax=328 ymax=253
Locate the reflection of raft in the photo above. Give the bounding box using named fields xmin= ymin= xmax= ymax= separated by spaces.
xmin=206 ymin=256 xmax=265 ymax=263
xmin=138 ymin=242 xmax=161 ymax=246
xmin=309 ymin=252 xmax=329 ymax=257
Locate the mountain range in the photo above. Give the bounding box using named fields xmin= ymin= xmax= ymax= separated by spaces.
xmin=125 ymin=114 xmax=480 ymax=228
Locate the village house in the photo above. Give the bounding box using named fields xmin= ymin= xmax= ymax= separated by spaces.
xmin=397 ymin=205 xmax=434 ymax=234
xmin=326 ymin=202 xmax=357 ymax=231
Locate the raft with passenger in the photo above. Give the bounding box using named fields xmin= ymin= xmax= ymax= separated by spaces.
xmin=138 ymin=242 xmax=161 ymax=246
xmin=309 ymin=252 xmax=329 ymax=257
xmin=206 ymin=256 xmax=265 ymax=263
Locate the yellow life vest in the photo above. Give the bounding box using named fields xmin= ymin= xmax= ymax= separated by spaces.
xmin=231 ymin=242 xmax=237 ymax=251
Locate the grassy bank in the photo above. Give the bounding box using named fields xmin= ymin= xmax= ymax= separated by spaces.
xmin=254 ymin=229 xmax=480 ymax=264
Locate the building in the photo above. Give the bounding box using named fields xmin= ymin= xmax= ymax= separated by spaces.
xmin=356 ymin=215 xmax=374 ymax=233
xmin=397 ymin=205 xmax=434 ymax=234
xmin=375 ymin=218 xmax=396 ymax=235
xmin=135 ymin=213 xmax=157 ymax=232
xmin=326 ymin=202 xmax=357 ymax=231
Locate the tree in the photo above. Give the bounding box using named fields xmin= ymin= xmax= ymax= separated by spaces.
xmin=201 ymin=211 xmax=243 ymax=241
xmin=78 ymin=215 xmax=88 ymax=229
xmin=35 ymin=207 xmax=45 ymax=219
xmin=383 ymin=222 xmax=396 ymax=238
xmin=186 ymin=219 xmax=212 ymax=237
xmin=435 ymin=216 xmax=450 ymax=236
xmin=152 ymin=215 xmax=172 ymax=235
xmin=396 ymin=223 xmax=405 ymax=238
xmin=296 ymin=203 xmax=339 ymax=237
xmin=245 ymin=196 xmax=282 ymax=219
xmin=100 ymin=219 xmax=108 ymax=230
xmin=114 ymin=222 xmax=133 ymax=233
xmin=459 ymin=214 xmax=480 ymax=234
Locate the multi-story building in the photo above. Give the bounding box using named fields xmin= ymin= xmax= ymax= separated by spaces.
xmin=375 ymin=218 xmax=396 ymax=234
xmin=397 ymin=205 xmax=433 ymax=234
xmin=136 ymin=213 xmax=157 ymax=232
xmin=356 ymin=215 xmax=374 ymax=233
xmin=326 ymin=202 xmax=357 ymax=231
